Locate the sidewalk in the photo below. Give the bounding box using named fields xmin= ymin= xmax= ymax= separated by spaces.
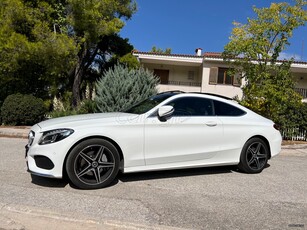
xmin=280 ymin=143 xmax=307 ymax=156
xmin=0 ymin=126 xmax=30 ymax=139
xmin=0 ymin=203 xmax=183 ymax=230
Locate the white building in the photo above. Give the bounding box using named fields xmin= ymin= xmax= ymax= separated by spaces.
xmin=133 ymin=49 xmax=307 ymax=100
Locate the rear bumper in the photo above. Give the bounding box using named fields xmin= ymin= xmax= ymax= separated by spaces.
xmin=270 ymin=132 xmax=282 ymax=158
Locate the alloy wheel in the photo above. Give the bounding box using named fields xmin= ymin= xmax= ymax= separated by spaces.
xmin=246 ymin=142 xmax=268 ymax=170
xmin=73 ymin=144 xmax=115 ymax=186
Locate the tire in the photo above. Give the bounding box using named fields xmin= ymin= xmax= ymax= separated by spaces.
xmin=66 ymin=138 xmax=120 ymax=189
xmin=238 ymin=138 xmax=269 ymax=173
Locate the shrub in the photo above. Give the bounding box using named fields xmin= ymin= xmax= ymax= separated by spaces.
xmin=1 ymin=93 xmax=46 ymax=125
xmin=48 ymin=109 xmax=78 ymax=118
xmin=48 ymin=96 xmax=97 ymax=118
xmin=95 ymin=64 xmax=159 ymax=112
xmin=78 ymin=99 xmax=97 ymax=114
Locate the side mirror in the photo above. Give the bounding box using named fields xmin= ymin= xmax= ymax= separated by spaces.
xmin=158 ymin=105 xmax=174 ymax=122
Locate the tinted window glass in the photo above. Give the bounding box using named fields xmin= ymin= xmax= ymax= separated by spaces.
xmin=213 ymin=100 xmax=246 ymax=116
xmin=125 ymin=92 xmax=179 ymax=114
xmin=167 ymin=97 xmax=214 ymax=116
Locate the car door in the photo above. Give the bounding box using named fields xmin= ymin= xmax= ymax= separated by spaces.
xmin=212 ymin=99 xmax=249 ymax=154
xmin=144 ymin=96 xmax=223 ymax=166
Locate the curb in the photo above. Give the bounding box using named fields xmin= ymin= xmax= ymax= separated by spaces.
xmin=0 ymin=127 xmax=30 ymax=139
xmin=281 ymin=144 xmax=307 ymax=149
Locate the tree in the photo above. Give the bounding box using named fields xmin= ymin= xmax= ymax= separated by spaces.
xmin=223 ymin=0 xmax=307 ymax=129
xmin=0 ymin=0 xmax=137 ymax=109
xmin=78 ymin=34 xmax=136 ymax=103
xmin=150 ymin=46 xmax=172 ymax=54
xmin=95 ymin=64 xmax=159 ymax=112
xmin=119 ymin=53 xmax=140 ymax=69
xmin=68 ymin=0 xmax=137 ymax=106
xmin=0 ymin=0 xmax=77 ymax=105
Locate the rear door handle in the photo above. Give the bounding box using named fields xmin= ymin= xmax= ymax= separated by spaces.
xmin=205 ymin=121 xmax=217 ymax=127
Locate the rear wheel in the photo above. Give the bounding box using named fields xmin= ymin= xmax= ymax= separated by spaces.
xmin=238 ymin=138 xmax=269 ymax=173
xmin=66 ymin=138 xmax=120 ymax=189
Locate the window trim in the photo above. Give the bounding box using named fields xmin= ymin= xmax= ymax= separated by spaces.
xmin=209 ymin=67 xmax=241 ymax=87
xmin=148 ymin=95 xmax=247 ymax=119
xmin=218 ymin=67 xmax=233 ymax=85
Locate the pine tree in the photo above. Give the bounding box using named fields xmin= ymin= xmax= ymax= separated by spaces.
xmin=95 ymin=64 xmax=159 ymax=112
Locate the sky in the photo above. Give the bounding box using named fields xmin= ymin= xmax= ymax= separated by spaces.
xmin=120 ymin=0 xmax=307 ymax=61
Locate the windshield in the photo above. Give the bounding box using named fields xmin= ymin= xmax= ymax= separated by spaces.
xmin=124 ymin=92 xmax=179 ymax=114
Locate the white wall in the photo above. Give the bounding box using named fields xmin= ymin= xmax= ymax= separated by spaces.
xmin=142 ymin=63 xmax=202 ymax=84
xmin=201 ymin=62 xmax=243 ymax=99
xmin=293 ymin=73 xmax=307 ymax=89
xmin=157 ymin=84 xmax=201 ymax=93
xmin=140 ymin=56 xmax=307 ymax=99
xmin=143 ymin=62 xmax=244 ymax=98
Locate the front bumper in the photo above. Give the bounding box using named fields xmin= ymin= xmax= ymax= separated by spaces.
xmin=25 ymin=125 xmax=75 ymax=178
xmin=26 ymin=144 xmax=64 ymax=178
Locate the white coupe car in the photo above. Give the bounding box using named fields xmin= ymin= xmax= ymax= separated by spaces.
xmin=26 ymin=92 xmax=282 ymax=189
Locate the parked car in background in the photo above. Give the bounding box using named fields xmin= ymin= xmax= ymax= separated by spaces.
xmin=26 ymin=91 xmax=282 ymax=189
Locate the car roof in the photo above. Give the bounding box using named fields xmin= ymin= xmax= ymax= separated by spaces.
xmin=156 ymin=91 xmax=233 ymax=101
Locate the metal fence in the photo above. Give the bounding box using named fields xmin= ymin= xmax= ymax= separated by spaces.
xmin=295 ymin=88 xmax=307 ymax=99
xmin=281 ymin=128 xmax=307 ymax=141
xmin=167 ymin=81 xmax=202 ymax=87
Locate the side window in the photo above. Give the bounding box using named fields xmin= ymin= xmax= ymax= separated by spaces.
xmin=213 ymin=100 xmax=246 ymax=116
xmin=166 ymin=97 xmax=214 ymax=116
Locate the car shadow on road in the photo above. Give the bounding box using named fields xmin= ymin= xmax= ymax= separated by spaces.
xmin=30 ymin=174 xmax=120 ymax=189
xmin=30 ymin=164 xmax=271 ymax=188
xmin=30 ymin=174 xmax=69 ymax=188
xmin=118 ymin=165 xmax=238 ymax=183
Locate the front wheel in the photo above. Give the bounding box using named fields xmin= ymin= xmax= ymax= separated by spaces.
xmin=238 ymin=138 xmax=269 ymax=173
xmin=66 ymin=138 xmax=120 ymax=189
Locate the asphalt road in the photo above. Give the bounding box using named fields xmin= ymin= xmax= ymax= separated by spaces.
xmin=0 ymin=137 xmax=306 ymax=230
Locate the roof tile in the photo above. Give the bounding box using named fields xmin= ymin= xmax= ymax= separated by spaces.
xmin=132 ymin=51 xmax=307 ymax=65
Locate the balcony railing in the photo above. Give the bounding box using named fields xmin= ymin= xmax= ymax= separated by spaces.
xmin=165 ymin=81 xmax=201 ymax=87
xmin=295 ymin=88 xmax=307 ymax=98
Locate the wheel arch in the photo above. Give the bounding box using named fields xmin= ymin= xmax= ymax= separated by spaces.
xmin=62 ymin=136 xmax=124 ymax=178
xmin=246 ymin=135 xmax=271 ymax=159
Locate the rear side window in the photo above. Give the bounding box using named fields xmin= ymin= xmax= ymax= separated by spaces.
xmin=213 ymin=100 xmax=246 ymax=116
xmin=166 ymin=97 xmax=214 ymax=116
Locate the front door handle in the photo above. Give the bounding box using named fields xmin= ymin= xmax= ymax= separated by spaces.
xmin=205 ymin=121 xmax=217 ymax=127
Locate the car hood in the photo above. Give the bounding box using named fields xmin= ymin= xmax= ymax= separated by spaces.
xmin=36 ymin=112 xmax=139 ymax=131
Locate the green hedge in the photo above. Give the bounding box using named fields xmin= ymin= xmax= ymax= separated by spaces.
xmin=1 ymin=93 xmax=46 ymax=125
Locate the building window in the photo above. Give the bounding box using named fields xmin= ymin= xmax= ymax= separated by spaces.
xmin=188 ymin=71 xmax=195 ymax=80
xmin=218 ymin=68 xmax=233 ymax=85
xmin=209 ymin=67 xmax=241 ymax=87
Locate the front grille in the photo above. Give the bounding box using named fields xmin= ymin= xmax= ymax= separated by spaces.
xmin=25 ymin=145 xmax=29 ymax=158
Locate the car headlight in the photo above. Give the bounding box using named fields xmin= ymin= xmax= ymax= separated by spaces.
xmin=28 ymin=131 xmax=35 ymax=147
xmin=39 ymin=129 xmax=74 ymax=145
